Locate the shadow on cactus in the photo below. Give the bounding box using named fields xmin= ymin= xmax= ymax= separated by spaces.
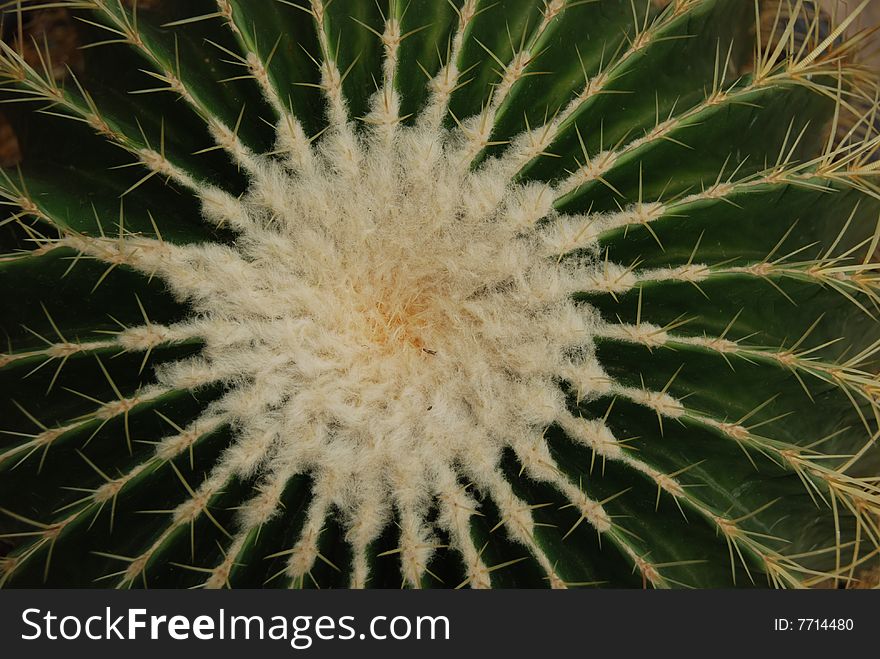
xmin=0 ymin=0 xmax=879 ymax=588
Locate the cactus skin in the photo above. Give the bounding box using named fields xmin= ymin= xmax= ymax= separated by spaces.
xmin=1 ymin=0 xmax=879 ymax=589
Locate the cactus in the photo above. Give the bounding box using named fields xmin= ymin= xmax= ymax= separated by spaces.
xmin=1 ymin=0 xmax=879 ymax=589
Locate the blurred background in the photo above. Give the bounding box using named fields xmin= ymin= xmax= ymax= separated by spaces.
xmin=821 ymin=0 xmax=880 ymax=69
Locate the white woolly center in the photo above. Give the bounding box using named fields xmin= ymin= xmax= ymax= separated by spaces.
xmin=192 ymin=124 xmax=594 ymax=474
xmin=129 ymin=115 xmax=613 ymax=587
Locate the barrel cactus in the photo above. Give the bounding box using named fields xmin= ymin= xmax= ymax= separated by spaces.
xmin=1 ymin=0 xmax=879 ymax=589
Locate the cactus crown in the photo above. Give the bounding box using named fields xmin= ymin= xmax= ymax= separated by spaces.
xmin=1 ymin=0 xmax=880 ymax=588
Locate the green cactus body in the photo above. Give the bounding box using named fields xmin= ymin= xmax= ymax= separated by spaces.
xmin=0 ymin=0 xmax=879 ymax=588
